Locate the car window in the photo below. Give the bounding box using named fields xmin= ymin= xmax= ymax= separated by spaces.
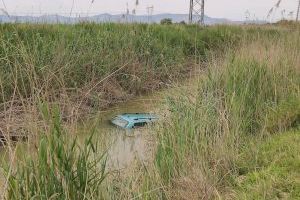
xmin=133 ymin=122 xmax=147 ymax=128
xmin=112 ymin=117 xmax=129 ymax=128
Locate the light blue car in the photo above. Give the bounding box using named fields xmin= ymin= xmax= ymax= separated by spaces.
xmin=111 ymin=113 xmax=159 ymax=129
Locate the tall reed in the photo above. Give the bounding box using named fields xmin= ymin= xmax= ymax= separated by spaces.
xmin=1 ymin=23 xmax=299 ymax=199
xmin=153 ymin=25 xmax=300 ymax=199
xmin=4 ymin=104 xmax=107 ymax=200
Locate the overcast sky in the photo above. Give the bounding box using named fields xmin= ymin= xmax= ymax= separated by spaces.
xmin=1 ymin=0 xmax=299 ymax=21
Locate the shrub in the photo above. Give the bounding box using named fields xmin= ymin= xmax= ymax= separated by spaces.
xmin=160 ymin=18 xmax=173 ymax=25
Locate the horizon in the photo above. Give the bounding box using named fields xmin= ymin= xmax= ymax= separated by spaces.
xmin=0 ymin=12 xmax=267 ymax=24
xmin=0 ymin=0 xmax=299 ymax=22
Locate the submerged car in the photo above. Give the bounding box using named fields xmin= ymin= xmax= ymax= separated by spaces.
xmin=111 ymin=113 xmax=159 ymax=129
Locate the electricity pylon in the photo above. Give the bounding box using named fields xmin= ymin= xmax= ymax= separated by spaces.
xmin=297 ymin=0 xmax=300 ymax=21
xmin=147 ymin=5 xmax=154 ymax=23
xmin=189 ymin=0 xmax=205 ymax=25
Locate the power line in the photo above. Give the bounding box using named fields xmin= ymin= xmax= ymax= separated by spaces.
xmin=70 ymin=0 xmax=75 ymax=17
xmin=1 ymin=0 xmax=7 ymax=10
xmin=1 ymin=0 xmax=9 ymax=17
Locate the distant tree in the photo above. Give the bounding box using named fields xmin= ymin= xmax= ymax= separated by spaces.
xmin=160 ymin=18 xmax=172 ymax=25
xmin=179 ymin=20 xmax=186 ymax=25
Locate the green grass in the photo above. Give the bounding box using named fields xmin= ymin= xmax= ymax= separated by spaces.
xmin=233 ymin=130 xmax=300 ymax=199
xmin=0 ymin=23 xmax=299 ymax=199
xmin=0 ymin=23 xmax=243 ymax=107
xmin=151 ymin=25 xmax=300 ymax=199
xmin=4 ymin=104 xmax=107 ymax=200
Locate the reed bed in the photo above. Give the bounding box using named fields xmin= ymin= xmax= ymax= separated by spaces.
xmin=102 ymin=23 xmax=299 ymax=199
xmin=150 ymin=24 xmax=299 ymax=199
xmin=0 ymin=23 xmax=299 ymax=199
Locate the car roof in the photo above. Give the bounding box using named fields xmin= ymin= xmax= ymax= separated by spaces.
xmin=118 ymin=113 xmax=158 ymax=123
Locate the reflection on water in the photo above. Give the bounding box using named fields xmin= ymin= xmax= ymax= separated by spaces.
xmin=0 ymin=76 xmax=197 ymax=196
xmin=0 ymin=91 xmax=163 ymax=175
xmin=107 ymin=130 xmax=148 ymax=170
xmin=82 ymin=81 xmax=197 ymax=170
xmin=94 ymin=94 xmax=160 ymax=170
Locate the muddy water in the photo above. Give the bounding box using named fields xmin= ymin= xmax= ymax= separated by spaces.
xmin=90 ymin=77 xmax=198 ymax=169
xmin=86 ymin=92 xmax=164 ymax=170
xmin=107 ymin=131 xmax=150 ymax=169
xmin=0 ymin=93 xmax=162 ymax=194
xmin=0 ymin=76 xmax=198 ymax=193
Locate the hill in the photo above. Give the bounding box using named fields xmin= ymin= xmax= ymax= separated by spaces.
xmin=0 ymin=13 xmax=234 ymax=24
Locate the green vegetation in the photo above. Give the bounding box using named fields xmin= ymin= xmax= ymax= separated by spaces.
xmin=0 ymin=23 xmax=299 ymax=199
xmin=233 ymin=130 xmax=300 ymax=199
xmin=160 ymin=18 xmax=173 ymax=25
xmin=0 ymin=23 xmax=241 ymax=108
xmin=5 ymin=105 xmax=107 ymax=199
xmin=152 ymin=25 xmax=300 ymax=199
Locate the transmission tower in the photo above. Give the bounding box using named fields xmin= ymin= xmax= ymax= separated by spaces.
xmin=147 ymin=5 xmax=154 ymax=23
xmin=189 ymin=0 xmax=205 ymax=25
xmin=297 ymin=0 xmax=300 ymax=21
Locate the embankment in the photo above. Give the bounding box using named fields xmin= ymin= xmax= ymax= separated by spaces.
xmin=1 ymin=23 xmax=299 ymax=199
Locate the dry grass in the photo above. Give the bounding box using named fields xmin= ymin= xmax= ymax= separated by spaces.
xmin=138 ymin=24 xmax=300 ymax=199
xmin=0 ymin=23 xmax=299 ymax=199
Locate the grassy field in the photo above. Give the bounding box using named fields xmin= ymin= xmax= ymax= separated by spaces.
xmin=231 ymin=130 xmax=300 ymax=199
xmin=119 ymin=23 xmax=299 ymax=199
xmin=0 ymin=22 xmax=299 ymax=199
xmin=151 ymin=24 xmax=300 ymax=199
